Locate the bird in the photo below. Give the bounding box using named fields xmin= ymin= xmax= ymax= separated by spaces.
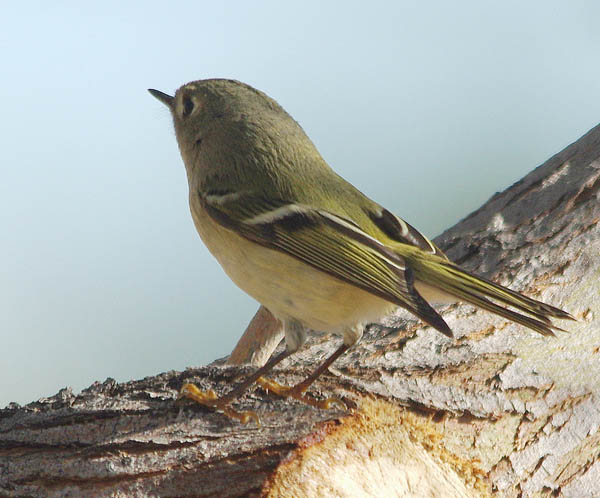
xmin=149 ymin=79 xmax=572 ymax=423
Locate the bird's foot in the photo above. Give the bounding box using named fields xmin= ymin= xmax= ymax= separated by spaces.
xmin=257 ymin=376 xmax=346 ymax=410
xmin=178 ymin=383 xmax=260 ymax=426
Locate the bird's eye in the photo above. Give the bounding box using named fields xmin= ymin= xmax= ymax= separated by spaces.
xmin=182 ymin=96 xmax=194 ymax=117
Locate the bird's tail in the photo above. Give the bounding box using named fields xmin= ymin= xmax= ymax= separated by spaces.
xmin=410 ymin=254 xmax=574 ymax=336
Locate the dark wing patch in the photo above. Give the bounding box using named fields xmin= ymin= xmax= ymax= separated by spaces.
xmin=368 ymin=207 xmax=447 ymax=259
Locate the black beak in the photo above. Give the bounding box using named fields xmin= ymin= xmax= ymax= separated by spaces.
xmin=148 ymin=88 xmax=174 ymax=108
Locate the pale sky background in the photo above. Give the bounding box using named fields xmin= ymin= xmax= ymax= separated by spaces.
xmin=2 ymin=1 xmax=600 ymax=407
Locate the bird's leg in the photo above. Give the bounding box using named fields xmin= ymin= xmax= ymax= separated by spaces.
xmin=179 ymin=349 xmax=292 ymax=425
xmin=257 ymin=343 xmax=350 ymax=410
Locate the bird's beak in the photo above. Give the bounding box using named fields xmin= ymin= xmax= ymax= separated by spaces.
xmin=148 ymin=88 xmax=174 ymax=108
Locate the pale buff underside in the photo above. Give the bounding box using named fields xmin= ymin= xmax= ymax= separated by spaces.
xmin=189 ymin=195 xmax=454 ymax=340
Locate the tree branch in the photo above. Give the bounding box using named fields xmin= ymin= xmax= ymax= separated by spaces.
xmin=3 ymin=125 xmax=600 ymax=497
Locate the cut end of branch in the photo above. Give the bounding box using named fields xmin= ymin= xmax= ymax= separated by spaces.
xmin=263 ymin=398 xmax=490 ymax=497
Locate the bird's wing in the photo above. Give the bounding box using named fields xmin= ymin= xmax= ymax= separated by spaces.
xmin=200 ymin=189 xmax=452 ymax=336
xmin=364 ymin=206 xmax=448 ymax=259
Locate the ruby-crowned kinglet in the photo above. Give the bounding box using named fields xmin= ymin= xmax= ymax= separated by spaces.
xmin=149 ymin=79 xmax=572 ymax=422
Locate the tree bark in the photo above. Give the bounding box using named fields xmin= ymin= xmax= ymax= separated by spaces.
xmin=2 ymin=125 xmax=600 ymax=497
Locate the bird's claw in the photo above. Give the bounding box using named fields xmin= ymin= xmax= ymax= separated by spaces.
xmin=178 ymin=382 xmax=260 ymax=426
xmin=257 ymin=377 xmax=346 ymax=410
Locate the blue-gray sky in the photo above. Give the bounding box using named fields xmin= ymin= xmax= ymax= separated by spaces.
xmin=2 ymin=1 xmax=600 ymax=407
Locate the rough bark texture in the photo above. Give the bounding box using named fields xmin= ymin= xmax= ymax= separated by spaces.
xmin=2 ymin=124 xmax=600 ymax=497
